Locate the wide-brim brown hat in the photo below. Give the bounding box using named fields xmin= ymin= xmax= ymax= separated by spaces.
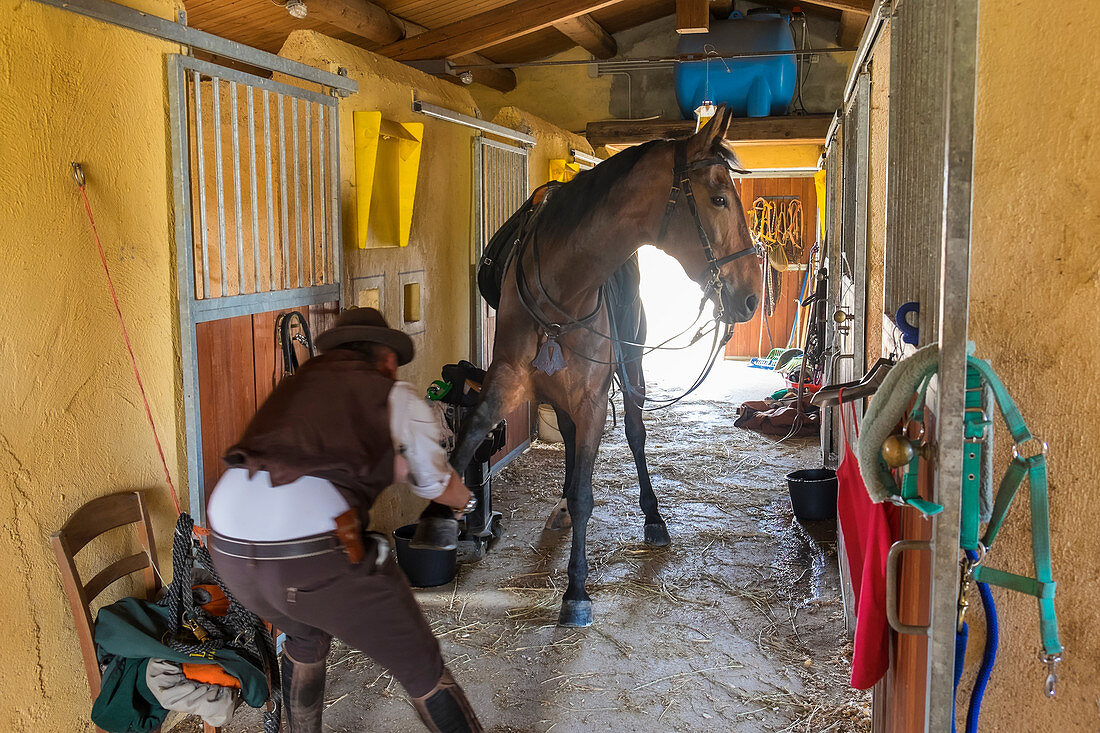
xmin=314 ymin=307 xmax=414 ymax=365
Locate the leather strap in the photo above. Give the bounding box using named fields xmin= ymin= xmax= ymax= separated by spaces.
xmin=210 ymin=532 xmax=341 ymax=560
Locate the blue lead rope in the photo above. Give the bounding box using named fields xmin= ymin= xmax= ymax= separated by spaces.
xmin=953 ymin=549 xmax=1000 ymax=733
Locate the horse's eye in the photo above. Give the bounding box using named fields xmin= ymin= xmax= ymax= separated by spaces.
xmin=711 ymin=195 xmax=728 ymax=208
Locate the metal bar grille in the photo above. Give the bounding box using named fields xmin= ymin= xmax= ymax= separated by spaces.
xmin=886 ymin=0 xmax=950 ymax=343
xmin=182 ymin=56 xmax=338 ymax=299
xmin=472 ymin=136 xmax=529 ymax=368
xmin=169 ymin=54 xmax=344 ymax=522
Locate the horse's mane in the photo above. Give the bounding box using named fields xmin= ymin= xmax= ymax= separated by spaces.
xmin=538 ymin=140 xmax=662 ymax=240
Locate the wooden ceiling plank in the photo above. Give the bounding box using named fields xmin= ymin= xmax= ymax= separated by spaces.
xmin=377 ymin=0 xmax=630 ymax=61
xmin=676 ymin=0 xmax=710 ymax=34
xmin=585 ymin=114 xmax=833 ymax=147
xmin=305 ymin=0 xmax=404 ymax=45
xmin=552 ymin=14 xmax=617 ymax=59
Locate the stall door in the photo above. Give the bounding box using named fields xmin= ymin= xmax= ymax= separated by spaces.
xmin=473 ymin=136 xmax=531 ymax=471
xmin=168 ymin=54 xmax=344 ymax=522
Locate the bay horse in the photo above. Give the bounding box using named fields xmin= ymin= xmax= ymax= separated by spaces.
xmin=452 ymin=108 xmax=760 ymax=627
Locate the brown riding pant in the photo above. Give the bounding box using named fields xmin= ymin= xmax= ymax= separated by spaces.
xmin=210 ymin=539 xmax=444 ymax=697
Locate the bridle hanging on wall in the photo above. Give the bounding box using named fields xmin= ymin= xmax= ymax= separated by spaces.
xmin=274 ymin=311 xmax=314 ymax=383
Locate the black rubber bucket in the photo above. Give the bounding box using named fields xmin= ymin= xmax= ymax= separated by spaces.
xmin=393 ymin=524 xmax=457 ymax=588
xmin=786 ymin=468 xmax=839 ymax=522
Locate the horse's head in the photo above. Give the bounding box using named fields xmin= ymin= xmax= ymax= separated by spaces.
xmin=655 ymin=107 xmax=762 ymax=324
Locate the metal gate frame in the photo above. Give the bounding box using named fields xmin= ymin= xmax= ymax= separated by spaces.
xmin=821 ymin=0 xmax=982 ymax=728
xmin=471 ymin=136 xmax=530 ymax=368
xmin=167 ymin=53 xmax=345 ymax=523
xmin=472 ymin=135 xmax=530 ymax=473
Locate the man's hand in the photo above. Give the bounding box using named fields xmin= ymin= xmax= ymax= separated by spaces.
xmin=435 ymin=470 xmax=475 ymax=516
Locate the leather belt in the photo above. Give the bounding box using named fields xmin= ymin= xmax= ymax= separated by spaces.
xmin=209 ymin=531 xmax=342 ymax=560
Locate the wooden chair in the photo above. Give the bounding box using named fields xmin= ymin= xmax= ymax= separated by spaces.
xmin=51 ymin=490 xmax=219 ymax=733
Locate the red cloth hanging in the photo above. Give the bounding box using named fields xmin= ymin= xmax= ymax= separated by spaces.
xmin=836 ymin=393 xmax=898 ymax=690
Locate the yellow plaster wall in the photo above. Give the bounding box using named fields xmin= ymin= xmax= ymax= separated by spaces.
xmin=472 ymin=47 xmax=613 ymax=136
xmin=0 ymin=1 xmax=186 ymax=730
xmin=967 ymin=2 xmax=1100 ymax=728
xmin=491 ymin=106 xmax=594 ymax=191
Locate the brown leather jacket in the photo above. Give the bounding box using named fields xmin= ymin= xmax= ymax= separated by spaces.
xmin=224 ymin=349 xmax=395 ymax=523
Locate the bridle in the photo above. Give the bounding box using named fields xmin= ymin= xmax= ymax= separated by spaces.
xmin=513 ymin=139 xmax=758 ymax=394
xmin=657 ymin=140 xmax=759 ymax=322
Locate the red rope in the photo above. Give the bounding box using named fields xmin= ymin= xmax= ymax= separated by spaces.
xmin=76 ymin=180 xmax=182 ymax=517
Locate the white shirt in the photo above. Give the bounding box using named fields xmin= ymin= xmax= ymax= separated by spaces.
xmin=208 ymin=381 xmax=454 ymax=541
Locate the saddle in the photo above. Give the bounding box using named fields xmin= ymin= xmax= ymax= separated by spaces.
xmin=477 ymin=182 xmax=558 ymax=310
xmin=476 ymin=182 xmax=642 ymax=327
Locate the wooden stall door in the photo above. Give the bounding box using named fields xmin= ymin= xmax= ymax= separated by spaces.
xmin=196 ymin=302 xmax=338 ymax=504
xmin=725 ymin=176 xmax=818 ymax=359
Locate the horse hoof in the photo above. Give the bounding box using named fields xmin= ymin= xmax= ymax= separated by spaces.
xmin=409 ymin=517 xmax=458 ymax=551
xmin=644 ymin=523 xmax=671 ymax=547
xmin=558 ymin=600 xmax=593 ymax=627
xmin=544 ymin=500 xmax=571 ymax=531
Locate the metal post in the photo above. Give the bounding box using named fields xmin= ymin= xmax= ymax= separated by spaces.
xmin=927 ymin=0 xmax=981 ymax=729
xmin=212 ymin=77 xmax=228 ymax=297
xmin=278 ymin=95 xmax=291 ymax=289
xmin=263 ymin=90 xmax=276 ymax=292
xmin=318 ymin=105 xmax=327 ymax=284
xmin=329 ymin=106 xmax=342 ymax=301
xmin=852 ymin=71 xmax=871 ymax=386
xmin=168 ymin=57 xmax=205 ymax=523
xmin=305 ymin=102 xmax=315 ymax=287
xmin=472 ymin=137 xmax=485 ymax=366
xmin=229 ymin=81 xmax=245 ymax=294
xmin=247 ymin=87 xmax=261 ymax=292
xmin=192 ymin=70 xmax=211 ymax=299
xmin=292 ymin=97 xmax=303 ymax=288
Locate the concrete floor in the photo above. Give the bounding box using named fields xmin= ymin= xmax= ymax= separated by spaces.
xmin=189 ymin=361 xmax=869 ymax=732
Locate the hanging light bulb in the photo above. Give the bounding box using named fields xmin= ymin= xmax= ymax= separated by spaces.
xmin=694 ymin=101 xmax=717 ymax=132
xmin=286 ymin=0 xmax=307 ymax=19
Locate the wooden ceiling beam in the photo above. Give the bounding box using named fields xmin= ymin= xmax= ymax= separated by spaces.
xmin=797 ymin=0 xmax=874 ymax=15
xmin=676 ymin=0 xmax=710 ymax=34
xmin=377 ymin=0 xmax=630 ymax=61
xmin=553 ymin=14 xmax=618 ymax=59
xmin=585 ymin=115 xmax=833 ymax=147
xmin=304 ymin=0 xmax=404 ymax=44
xmin=449 ymin=54 xmax=518 ymax=92
xmin=296 ymin=1 xmax=517 ymax=92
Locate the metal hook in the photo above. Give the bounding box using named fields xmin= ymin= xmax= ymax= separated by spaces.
xmin=71 ymin=162 xmax=86 ymax=187
xmin=1040 ymin=652 xmax=1061 ymax=698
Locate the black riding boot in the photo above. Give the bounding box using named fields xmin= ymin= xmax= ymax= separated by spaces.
xmin=281 ymin=652 xmax=326 ymax=733
xmin=410 ymin=668 xmax=483 ymax=733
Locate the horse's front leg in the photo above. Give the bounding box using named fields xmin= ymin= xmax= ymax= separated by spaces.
xmin=623 ymin=359 xmax=669 ymax=546
xmin=543 ymin=406 xmax=574 ymax=531
xmin=559 ymin=395 xmax=608 ymax=627
xmin=413 ymin=360 xmax=529 ymax=549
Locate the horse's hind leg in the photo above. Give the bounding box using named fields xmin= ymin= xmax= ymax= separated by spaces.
xmin=544 ymin=407 xmax=574 ymax=531
xmin=624 ymin=360 xmax=670 ymax=547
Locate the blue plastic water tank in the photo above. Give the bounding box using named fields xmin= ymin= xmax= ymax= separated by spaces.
xmin=674 ymin=9 xmax=796 ymax=119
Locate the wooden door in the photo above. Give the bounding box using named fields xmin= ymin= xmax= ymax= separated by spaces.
xmin=724 ymin=176 xmax=818 ymax=359
xmin=196 ymin=301 xmax=338 ymax=505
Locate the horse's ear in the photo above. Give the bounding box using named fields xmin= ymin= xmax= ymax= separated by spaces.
xmin=687 ymin=105 xmax=733 ymax=160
